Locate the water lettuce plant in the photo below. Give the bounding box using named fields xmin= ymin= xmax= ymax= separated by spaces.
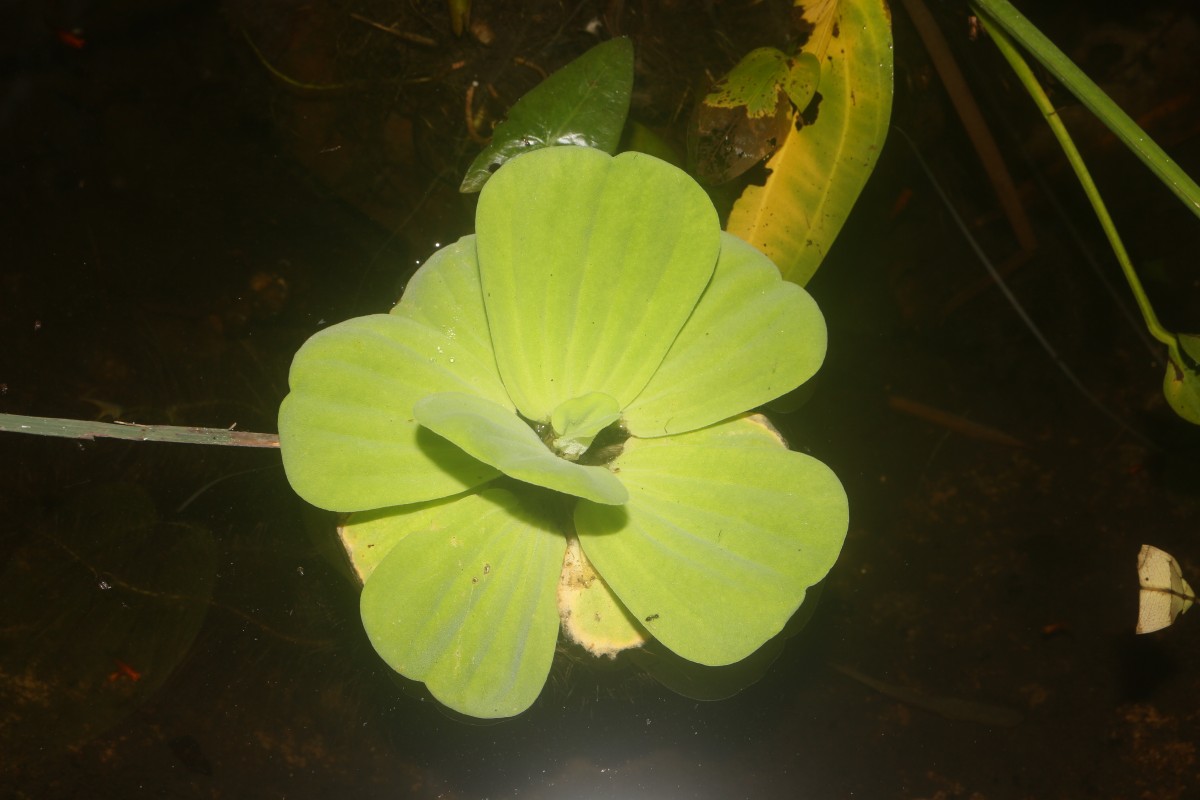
xmin=270 ymin=146 xmax=847 ymax=718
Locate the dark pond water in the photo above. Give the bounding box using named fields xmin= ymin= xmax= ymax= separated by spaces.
xmin=3 ymin=1 xmax=1200 ymax=797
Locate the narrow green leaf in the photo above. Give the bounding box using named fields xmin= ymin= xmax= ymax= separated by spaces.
xmin=575 ymin=415 xmax=848 ymax=666
xmin=973 ymin=0 xmax=1200 ymax=219
xmin=624 ymin=233 xmax=827 ymax=437
xmin=0 ymin=413 xmax=279 ymax=447
xmin=447 ymin=0 xmax=470 ymax=36
xmin=460 ymin=38 xmax=634 ymax=192
xmin=360 ymin=488 xmax=566 ymax=718
xmin=476 ymin=146 xmax=720 ymax=422
xmin=414 ymin=392 xmax=628 ymax=505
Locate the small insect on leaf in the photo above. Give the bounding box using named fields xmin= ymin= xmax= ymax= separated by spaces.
xmin=1136 ymin=544 xmax=1196 ymax=634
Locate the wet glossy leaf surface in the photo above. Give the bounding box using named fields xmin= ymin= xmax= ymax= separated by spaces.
xmin=460 ymin=38 xmax=634 ymax=192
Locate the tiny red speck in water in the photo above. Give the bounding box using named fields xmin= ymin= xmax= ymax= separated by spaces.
xmin=53 ymin=28 xmax=86 ymax=50
xmin=107 ymin=659 xmax=143 ymax=683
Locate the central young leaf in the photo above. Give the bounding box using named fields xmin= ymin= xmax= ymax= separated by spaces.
xmin=549 ymin=392 xmax=622 ymax=459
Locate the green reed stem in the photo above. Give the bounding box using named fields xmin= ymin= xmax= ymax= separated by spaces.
xmin=974 ymin=8 xmax=1180 ymax=364
xmin=0 ymin=413 xmax=279 ymax=447
xmin=971 ymin=0 xmax=1200 ymax=219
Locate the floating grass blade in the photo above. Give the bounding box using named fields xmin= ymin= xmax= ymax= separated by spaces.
xmin=0 ymin=413 xmax=279 ymax=447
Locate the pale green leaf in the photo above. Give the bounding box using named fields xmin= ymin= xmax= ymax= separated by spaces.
xmin=338 ymin=495 xmax=468 ymax=584
xmin=702 ymin=47 xmax=796 ymax=117
xmin=390 ymin=235 xmax=502 ymax=380
xmin=689 ymin=48 xmax=821 ymax=185
xmin=782 ymin=52 xmax=821 ymax=111
xmin=414 ymin=392 xmax=628 ymax=505
xmin=628 ymin=583 xmax=822 ymax=702
xmin=279 ymin=315 xmax=506 ymax=512
xmin=699 ymin=48 xmax=817 ymax=117
xmin=279 ymin=239 xmax=516 ymax=511
xmin=475 ymin=146 xmax=720 ymax=422
xmin=549 ymin=392 xmax=621 ymax=459
xmin=726 ymin=0 xmax=893 ymax=286
xmin=389 ymin=236 xmax=512 ymax=408
xmin=575 ymin=415 xmax=848 ymax=665
xmin=624 ymin=233 xmax=827 ymax=437
xmin=360 ymin=488 xmax=566 ymax=718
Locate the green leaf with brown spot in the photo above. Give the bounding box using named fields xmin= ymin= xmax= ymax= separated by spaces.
xmin=726 ymin=0 xmax=893 ymax=286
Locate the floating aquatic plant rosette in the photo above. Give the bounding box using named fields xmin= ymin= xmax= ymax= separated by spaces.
xmin=278 ymin=145 xmax=849 ymax=718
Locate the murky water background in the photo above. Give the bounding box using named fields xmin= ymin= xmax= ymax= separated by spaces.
xmin=3 ymin=1 xmax=1199 ymax=797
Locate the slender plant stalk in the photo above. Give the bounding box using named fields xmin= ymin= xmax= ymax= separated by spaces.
xmin=898 ymin=0 xmax=1036 ymax=253
xmin=974 ymin=12 xmax=1179 ymax=359
xmin=894 ymin=128 xmax=1155 ymax=448
xmin=971 ymin=0 xmax=1200 ymax=219
xmin=240 ymin=28 xmax=352 ymax=92
xmin=0 ymin=413 xmax=279 ymax=447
